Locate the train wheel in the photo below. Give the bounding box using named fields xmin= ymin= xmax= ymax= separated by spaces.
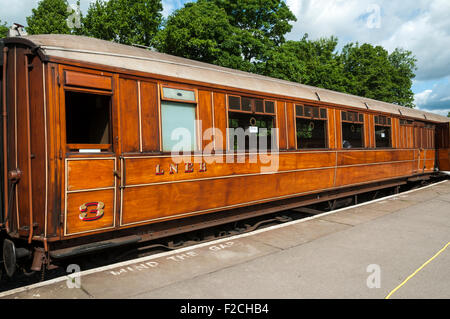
xmin=2 ymin=239 xmax=32 ymax=278
xmin=2 ymin=238 xmax=17 ymax=277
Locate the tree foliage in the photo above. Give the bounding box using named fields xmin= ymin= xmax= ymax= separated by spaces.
xmin=0 ymin=19 xmax=8 ymax=38
xmin=261 ymin=35 xmax=347 ymax=93
xmin=82 ymin=0 xmax=163 ymax=47
xmin=211 ymin=0 xmax=296 ymax=64
xmin=340 ymin=43 xmax=416 ymax=107
xmin=26 ymin=0 xmax=74 ymax=35
xmin=153 ymin=1 xmax=248 ymax=70
xmin=155 ymin=0 xmax=296 ymax=73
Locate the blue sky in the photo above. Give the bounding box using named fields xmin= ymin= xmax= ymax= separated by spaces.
xmin=1 ymin=0 xmax=449 ymax=116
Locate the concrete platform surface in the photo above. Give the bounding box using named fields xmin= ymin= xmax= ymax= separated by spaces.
xmin=1 ymin=180 xmax=449 ymax=299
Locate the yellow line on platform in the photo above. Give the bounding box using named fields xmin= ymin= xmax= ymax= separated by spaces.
xmin=385 ymin=242 xmax=450 ymax=299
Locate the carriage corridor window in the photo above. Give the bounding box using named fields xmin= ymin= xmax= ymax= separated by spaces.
xmin=161 ymin=101 xmax=197 ymax=152
xmin=374 ymin=115 xmax=392 ymax=148
xmin=65 ymin=91 xmax=112 ymax=150
xmin=161 ymin=86 xmax=198 ymax=152
xmin=296 ymin=105 xmax=328 ymax=149
xmin=341 ymin=111 xmax=364 ymax=148
xmin=227 ymin=95 xmax=276 ymax=151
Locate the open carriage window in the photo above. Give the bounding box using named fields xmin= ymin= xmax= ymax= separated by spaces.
xmin=65 ymin=91 xmax=112 ymax=152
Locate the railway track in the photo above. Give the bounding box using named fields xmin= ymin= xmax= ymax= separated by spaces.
xmin=0 ymin=178 xmax=444 ymax=293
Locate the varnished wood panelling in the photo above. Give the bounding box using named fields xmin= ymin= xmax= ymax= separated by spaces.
xmin=424 ymin=159 xmax=435 ymax=172
xmin=121 ymin=168 xmax=335 ymax=225
xmin=64 ymin=70 xmax=112 ymax=91
xmin=399 ymin=126 xmax=407 ymax=149
xmin=47 ymin=63 xmax=63 ymax=237
xmin=5 ymin=48 xmax=15 ymax=229
xmin=368 ymin=114 xmax=375 ymax=148
xmin=364 ymin=114 xmax=370 ymax=148
xmin=16 ymin=48 xmax=31 ymax=231
xmin=328 ymin=109 xmax=336 ymax=149
xmin=213 ymin=92 xmax=227 ymax=151
xmin=286 ymin=102 xmax=296 ymax=150
xmin=335 ymin=161 xmax=413 ymax=187
xmin=29 ymin=55 xmax=46 ymax=235
xmin=124 ymin=152 xmax=337 ymax=186
xmin=198 ymin=90 xmax=213 ymax=150
xmin=425 ymin=150 xmax=435 ymax=160
xmin=334 ymin=109 xmax=342 ymax=149
xmin=276 ymin=101 xmax=287 ymax=150
xmin=391 ymin=118 xmax=398 ymax=148
xmin=65 ymin=189 xmax=115 ymax=235
xmin=67 ymin=159 xmax=115 ymax=191
xmin=438 ymin=149 xmax=450 ymax=171
xmin=337 ymin=150 xmax=414 ymax=166
xmin=119 ymin=78 xmax=139 ymax=153
xmin=140 ymin=81 xmax=160 ymax=152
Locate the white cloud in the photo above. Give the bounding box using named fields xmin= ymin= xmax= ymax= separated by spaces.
xmin=416 ymin=108 xmax=450 ymax=117
xmin=414 ymin=89 xmax=433 ymax=108
xmin=162 ymin=0 xmax=191 ymax=18
xmin=286 ymin=0 xmax=450 ymax=82
xmin=414 ymin=77 xmax=450 ymax=112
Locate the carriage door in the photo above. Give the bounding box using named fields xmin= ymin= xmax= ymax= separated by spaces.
xmin=436 ymin=123 xmax=450 ymax=171
xmin=62 ymin=68 xmax=118 ymax=237
xmin=413 ymin=122 xmax=426 ymax=174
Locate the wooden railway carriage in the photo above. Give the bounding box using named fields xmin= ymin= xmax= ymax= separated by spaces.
xmin=1 ymin=34 xmax=449 ymax=276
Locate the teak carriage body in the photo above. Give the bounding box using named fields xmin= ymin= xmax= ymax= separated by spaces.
xmin=0 ymin=35 xmax=449 ymax=271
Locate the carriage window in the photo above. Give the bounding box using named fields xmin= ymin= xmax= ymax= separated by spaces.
xmin=296 ymin=105 xmax=328 ymax=149
xmin=227 ymin=95 xmax=275 ymax=115
xmin=227 ymin=95 xmax=276 ymax=151
xmin=162 ymin=87 xmax=196 ymax=102
xmin=374 ymin=115 xmax=392 ymax=148
xmin=65 ymin=91 xmax=111 ymax=150
xmin=161 ymin=101 xmax=197 ymax=152
xmin=342 ymin=111 xmax=364 ymax=148
xmin=228 ymin=112 xmax=274 ymax=151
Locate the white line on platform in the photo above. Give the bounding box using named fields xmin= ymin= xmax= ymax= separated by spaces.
xmin=1 ymin=180 xmax=447 ymax=298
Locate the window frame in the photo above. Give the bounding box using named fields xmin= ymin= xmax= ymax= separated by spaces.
xmin=226 ymin=94 xmax=277 ymax=152
xmin=64 ymin=88 xmax=114 ymax=153
xmin=295 ymin=104 xmax=329 ymax=150
xmin=160 ymin=84 xmax=198 ymax=104
xmin=374 ymin=115 xmax=393 ymax=149
xmin=341 ymin=110 xmax=366 ymax=149
xmin=227 ymin=94 xmax=276 ymax=116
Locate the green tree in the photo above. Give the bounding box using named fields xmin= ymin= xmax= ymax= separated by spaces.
xmin=154 ymin=1 xmax=250 ymax=70
xmin=447 ymin=112 xmax=450 ymax=118
xmin=155 ymin=0 xmax=296 ymax=73
xmin=26 ymin=0 xmax=74 ymax=34
xmin=212 ymin=0 xmax=297 ymax=65
xmin=82 ymin=0 xmax=163 ymax=47
xmin=340 ymin=43 xmax=416 ymax=107
xmin=387 ymin=48 xmax=417 ymax=107
xmin=0 ymin=19 xmax=8 ymax=38
xmin=261 ymin=35 xmax=347 ymax=92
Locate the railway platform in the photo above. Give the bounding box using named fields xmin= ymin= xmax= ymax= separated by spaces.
xmin=1 ymin=180 xmax=449 ymax=299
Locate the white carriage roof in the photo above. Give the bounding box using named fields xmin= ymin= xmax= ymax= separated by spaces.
xmin=8 ymin=34 xmax=449 ymax=123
